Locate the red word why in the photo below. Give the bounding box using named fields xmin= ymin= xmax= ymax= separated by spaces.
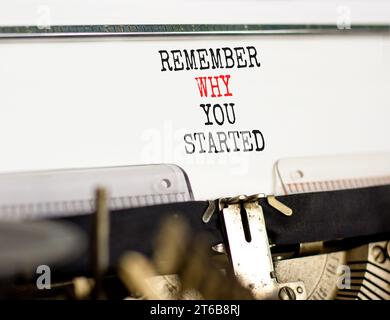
xmin=195 ymin=74 xmax=233 ymax=98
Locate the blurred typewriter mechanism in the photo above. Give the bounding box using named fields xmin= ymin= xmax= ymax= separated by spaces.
xmin=0 ymin=0 xmax=390 ymax=300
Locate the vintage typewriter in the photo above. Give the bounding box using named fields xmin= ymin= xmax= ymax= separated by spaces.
xmin=0 ymin=0 xmax=389 ymax=300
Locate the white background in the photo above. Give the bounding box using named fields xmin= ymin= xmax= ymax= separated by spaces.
xmin=0 ymin=0 xmax=390 ymax=25
xmin=0 ymin=34 xmax=389 ymax=199
xmin=0 ymin=1 xmax=389 ymax=199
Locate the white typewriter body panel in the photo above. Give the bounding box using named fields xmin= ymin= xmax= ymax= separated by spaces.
xmin=0 ymin=1 xmax=389 ymax=200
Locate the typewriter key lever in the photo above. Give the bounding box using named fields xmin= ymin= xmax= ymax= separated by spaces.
xmin=219 ymin=194 xmax=307 ymax=300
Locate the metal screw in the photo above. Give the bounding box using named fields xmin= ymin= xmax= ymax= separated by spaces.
xmin=371 ymin=245 xmax=386 ymax=264
xmin=291 ymin=170 xmax=304 ymax=180
xmin=279 ymin=286 xmax=296 ymax=300
xmin=296 ymin=286 xmax=304 ymax=294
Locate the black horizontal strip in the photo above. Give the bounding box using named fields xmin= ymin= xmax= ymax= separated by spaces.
xmin=261 ymin=184 xmax=390 ymax=245
xmin=50 ymin=184 xmax=390 ymax=279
